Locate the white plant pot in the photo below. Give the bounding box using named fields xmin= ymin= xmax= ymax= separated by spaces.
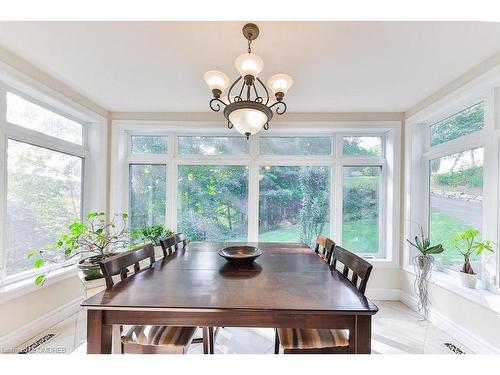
xmin=459 ymin=271 xmax=478 ymax=289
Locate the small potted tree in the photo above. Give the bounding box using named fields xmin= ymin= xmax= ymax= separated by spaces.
xmin=451 ymin=229 xmax=496 ymax=289
xmin=29 ymin=212 xmax=129 ymax=285
xmin=407 ymin=224 xmax=443 ymax=318
xmin=131 ymin=224 xmax=174 ymax=258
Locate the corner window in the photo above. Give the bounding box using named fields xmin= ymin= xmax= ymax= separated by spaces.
xmin=429 ymin=148 xmax=483 ymax=275
xmin=6 ymin=139 xmax=83 ymax=277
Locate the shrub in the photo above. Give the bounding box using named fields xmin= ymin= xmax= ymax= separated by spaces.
xmin=343 ymin=185 xmax=378 ymax=222
xmin=432 ymin=166 xmax=483 ymax=188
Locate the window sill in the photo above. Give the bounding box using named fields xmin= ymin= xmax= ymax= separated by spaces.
xmin=364 ymin=257 xmax=399 ymax=268
xmin=403 ymin=266 xmax=500 ymax=314
xmin=0 ymin=266 xmax=79 ymax=305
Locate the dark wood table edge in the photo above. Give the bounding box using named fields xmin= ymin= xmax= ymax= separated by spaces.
xmin=85 ymin=307 xmax=375 ymax=354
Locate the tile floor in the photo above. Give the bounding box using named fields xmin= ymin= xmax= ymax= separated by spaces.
xmin=16 ymin=301 xmax=471 ymax=354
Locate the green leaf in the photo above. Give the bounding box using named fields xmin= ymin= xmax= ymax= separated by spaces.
xmin=35 ymin=274 xmax=46 ymax=285
xmin=426 ymin=244 xmax=444 ymax=254
xmin=34 ymin=258 xmax=44 ymax=268
xmin=27 ymin=251 xmax=37 ymax=259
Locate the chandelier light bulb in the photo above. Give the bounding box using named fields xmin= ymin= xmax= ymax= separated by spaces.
xmin=234 ymin=53 xmax=264 ymax=78
xmin=204 ymin=70 xmax=230 ymax=97
xmin=268 ymin=74 xmax=293 ymax=100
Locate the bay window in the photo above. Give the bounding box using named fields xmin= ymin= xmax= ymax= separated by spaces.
xmin=120 ymin=128 xmax=395 ymax=263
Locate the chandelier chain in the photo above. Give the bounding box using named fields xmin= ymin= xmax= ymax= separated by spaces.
xmin=247 ymin=39 xmax=252 ymax=53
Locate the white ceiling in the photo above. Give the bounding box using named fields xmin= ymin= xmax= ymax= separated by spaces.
xmin=0 ymin=21 xmax=500 ymax=113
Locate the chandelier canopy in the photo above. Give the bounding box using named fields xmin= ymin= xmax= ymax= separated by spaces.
xmin=204 ymin=23 xmax=293 ymax=139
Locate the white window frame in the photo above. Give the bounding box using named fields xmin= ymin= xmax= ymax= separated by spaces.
xmin=0 ymin=81 xmax=93 ymax=286
xmin=112 ymin=121 xmax=401 ymax=267
xmin=404 ymin=78 xmax=500 ymax=293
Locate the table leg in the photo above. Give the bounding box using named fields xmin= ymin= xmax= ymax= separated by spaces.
xmin=202 ymin=327 xmax=211 ymax=354
xmin=353 ymin=315 xmax=372 ymax=354
xmin=87 ymin=310 xmax=112 ymax=354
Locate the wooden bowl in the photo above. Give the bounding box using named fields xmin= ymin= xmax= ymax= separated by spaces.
xmin=218 ymin=246 xmax=263 ymax=263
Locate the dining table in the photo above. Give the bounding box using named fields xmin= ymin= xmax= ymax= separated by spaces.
xmin=81 ymin=242 xmax=378 ymax=354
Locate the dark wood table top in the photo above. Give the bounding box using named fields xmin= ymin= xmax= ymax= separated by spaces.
xmin=82 ymin=242 xmax=378 ymax=314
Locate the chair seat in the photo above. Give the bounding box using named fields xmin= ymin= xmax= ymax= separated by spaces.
xmin=122 ymin=325 xmax=197 ymax=348
xmin=277 ymin=328 xmax=349 ymax=349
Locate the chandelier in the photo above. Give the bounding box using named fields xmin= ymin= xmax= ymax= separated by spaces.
xmin=204 ymin=23 xmax=293 ymax=139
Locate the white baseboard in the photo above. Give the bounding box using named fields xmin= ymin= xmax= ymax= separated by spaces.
xmin=366 ymin=288 xmax=401 ymax=301
xmin=400 ymin=291 xmax=500 ymax=354
xmin=0 ymin=296 xmax=82 ymax=351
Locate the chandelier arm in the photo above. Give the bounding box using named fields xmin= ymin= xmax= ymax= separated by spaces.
xmin=252 ymin=82 xmax=262 ymax=103
xmin=227 ymin=76 xmax=242 ymax=103
xmin=256 ymin=77 xmax=270 ymax=105
xmin=268 ymin=101 xmax=287 ymax=115
xmin=236 ymin=79 xmax=246 ymax=101
xmin=209 ymin=98 xmax=227 ymax=112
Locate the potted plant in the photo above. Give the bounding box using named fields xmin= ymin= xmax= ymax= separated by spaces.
xmin=406 ymin=224 xmax=443 ymax=318
xmin=131 ymin=224 xmax=174 ymax=258
xmin=29 ymin=212 xmax=129 ymax=285
xmin=451 ymin=229 xmax=496 ymax=289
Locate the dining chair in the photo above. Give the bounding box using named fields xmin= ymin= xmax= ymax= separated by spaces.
xmin=98 ymin=244 xmax=203 ymax=354
xmin=160 ymin=232 xmax=188 ymax=257
xmin=274 ymin=245 xmax=373 ymax=354
xmin=313 ymin=234 xmax=335 ymax=264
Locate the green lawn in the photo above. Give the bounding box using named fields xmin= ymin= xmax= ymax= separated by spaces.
xmin=342 ymin=218 xmax=379 ymax=253
xmin=258 ymin=219 xmax=380 ymax=254
xmin=259 ymin=225 xmax=301 ymax=242
xmin=429 ymin=210 xmax=478 ymax=265
xmin=345 ymin=176 xmax=379 ymax=189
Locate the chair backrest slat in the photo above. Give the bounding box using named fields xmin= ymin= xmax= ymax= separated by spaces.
xmin=175 ymin=233 xmax=187 ymax=251
xmin=99 ymin=244 xmax=155 ymax=289
xmin=332 ymin=246 xmax=373 ymax=294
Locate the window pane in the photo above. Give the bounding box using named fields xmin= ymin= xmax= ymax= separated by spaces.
xmin=131 ymin=135 xmax=168 ymax=154
xmin=6 ymin=92 xmax=83 ymax=145
xmin=259 ymin=166 xmax=330 ymax=247
xmin=343 ymin=136 xmax=382 ymax=156
xmin=129 ymin=164 xmax=167 ymax=235
xmin=343 ymin=166 xmax=381 ymax=253
xmin=6 ymin=140 xmax=83 ymax=276
xmin=178 ymin=136 xmax=248 ymax=155
xmin=430 ymin=103 xmax=484 ymax=146
xmin=260 ymin=137 xmax=331 ymax=155
xmin=429 ymin=148 xmax=483 ymax=274
xmin=177 ymin=165 xmax=248 ymax=241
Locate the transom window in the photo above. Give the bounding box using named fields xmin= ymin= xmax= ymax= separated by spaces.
xmin=430 ymin=102 xmax=484 ymax=146
xmin=6 ymin=92 xmax=83 ymax=145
